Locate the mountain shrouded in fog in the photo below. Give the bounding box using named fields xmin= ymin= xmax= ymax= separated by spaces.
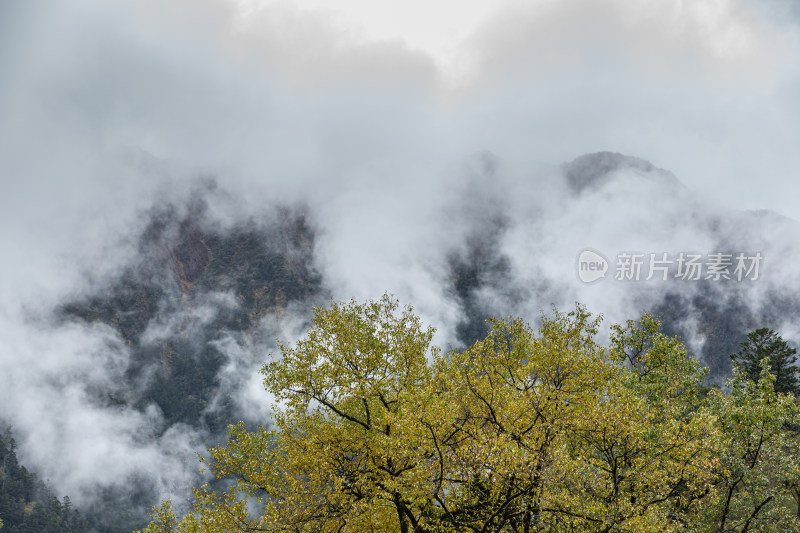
xmin=7 ymin=150 xmax=800 ymax=530
xmin=60 ymin=186 xmax=323 ymax=435
xmin=2 ymin=0 xmax=800 ymax=530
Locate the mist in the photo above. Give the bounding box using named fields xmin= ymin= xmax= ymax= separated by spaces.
xmin=1 ymin=0 xmax=800 ymax=527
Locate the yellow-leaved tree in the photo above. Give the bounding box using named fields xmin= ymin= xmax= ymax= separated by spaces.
xmin=137 ymin=295 xmax=800 ymax=532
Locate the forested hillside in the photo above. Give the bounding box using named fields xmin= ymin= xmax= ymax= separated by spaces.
xmin=0 ymin=430 xmax=89 ymax=533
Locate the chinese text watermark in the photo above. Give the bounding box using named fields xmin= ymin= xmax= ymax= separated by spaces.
xmin=577 ymin=250 xmax=762 ymax=284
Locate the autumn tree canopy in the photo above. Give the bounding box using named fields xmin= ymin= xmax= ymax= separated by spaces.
xmin=139 ymin=295 xmax=800 ymax=533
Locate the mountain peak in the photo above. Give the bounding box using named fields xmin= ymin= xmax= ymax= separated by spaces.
xmin=562 ymin=151 xmax=683 ymax=194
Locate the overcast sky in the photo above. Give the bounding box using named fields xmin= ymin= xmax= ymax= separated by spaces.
xmin=1 ymin=0 xmax=799 ymax=299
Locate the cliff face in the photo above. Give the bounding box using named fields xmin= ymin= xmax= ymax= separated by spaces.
xmin=60 ymin=192 xmax=324 ymax=435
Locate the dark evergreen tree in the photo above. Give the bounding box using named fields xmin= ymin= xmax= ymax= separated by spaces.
xmin=0 ymin=429 xmax=89 ymax=533
xmin=731 ymin=327 xmax=800 ymax=395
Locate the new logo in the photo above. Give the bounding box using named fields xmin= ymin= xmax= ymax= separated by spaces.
xmin=577 ymin=249 xmax=609 ymax=283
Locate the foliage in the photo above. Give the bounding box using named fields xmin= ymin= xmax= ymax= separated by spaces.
xmin=0 ymin=429 xmax=90 ymax=533
xmin=138 ymin=296 xmax=800 ymax=532
xmin=730 ymin=328 xmax=800 ymax=396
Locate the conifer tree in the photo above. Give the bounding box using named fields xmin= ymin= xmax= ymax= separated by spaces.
xmin=731 ymin=327 xmax=800 ymax=395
